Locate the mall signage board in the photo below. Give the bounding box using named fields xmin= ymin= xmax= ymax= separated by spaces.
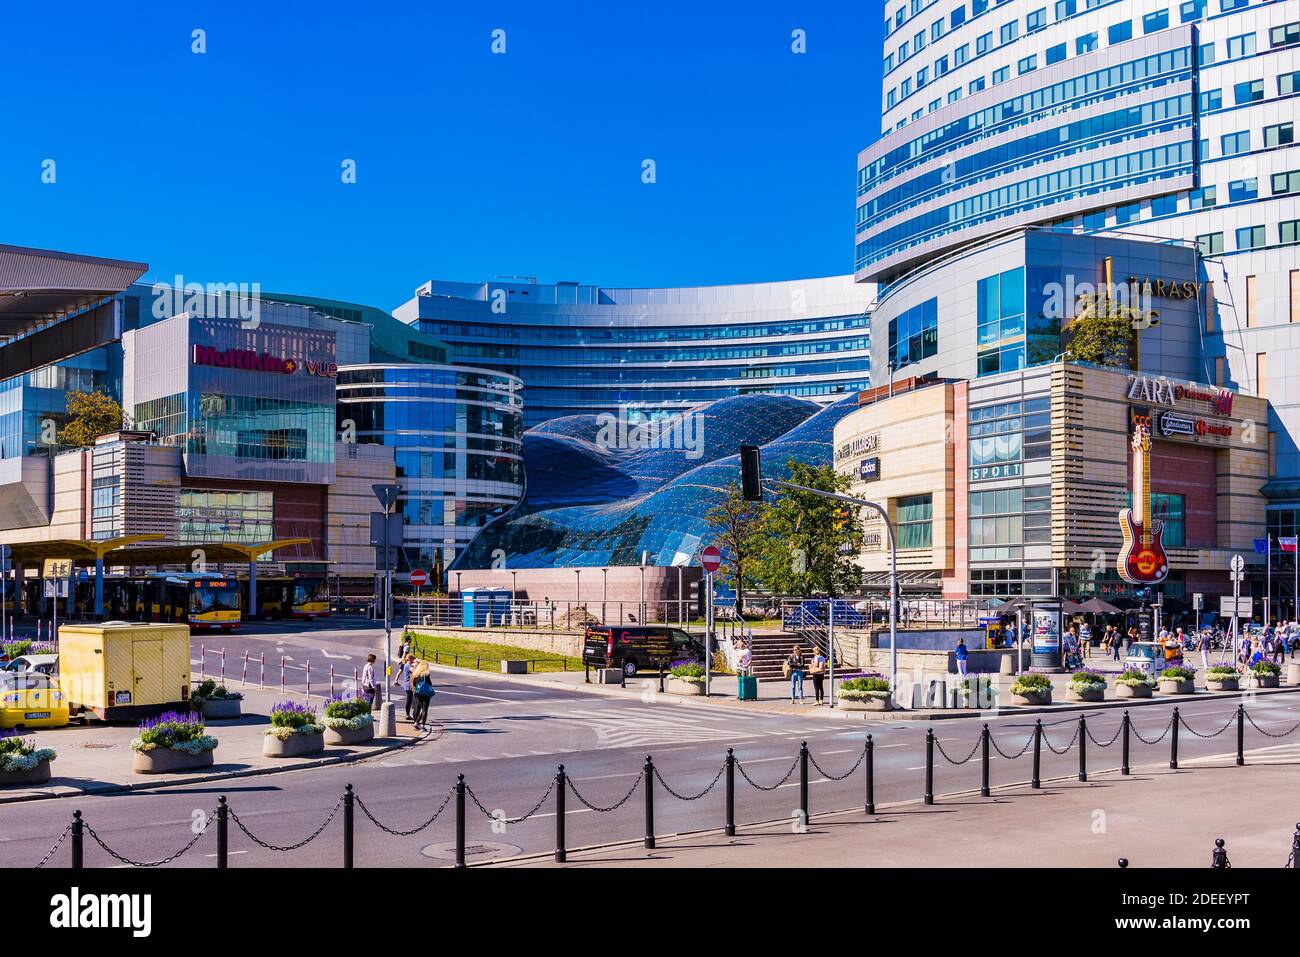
xmin=858 ymin=456 xmax=880 ymax=482
xmin=834 ymin=433 xmax=880 ymax=463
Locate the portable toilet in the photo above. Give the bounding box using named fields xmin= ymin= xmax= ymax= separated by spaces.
xmin=57 ymin=622 xmax=192 ymax=721
xmin=461 ymin=588 xmax=511 ymax=627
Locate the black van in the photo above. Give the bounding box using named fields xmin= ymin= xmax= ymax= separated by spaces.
xmin=583 ymin=626 xmax=704 ymax=677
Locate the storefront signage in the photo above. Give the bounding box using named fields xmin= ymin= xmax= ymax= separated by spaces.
xmin=970 ymin=463 xmax=1021 ymax=482
xmin=861 ymin=531 xmax=882 ymax=548
xmin=858 ymin=456 xmax=880 ymax=482
xmin=192 ymin=345 xmax=337 ymax=379
xmin=1156 ymin=410 xmax=1195 ymax=437
xmin=1127 ymin=375 xmax=1234 ymax=416
xmin=835 ymin=433 xmax=880 ymax=463
xmin=1126 ymin=276 xmax=1200 ymax=300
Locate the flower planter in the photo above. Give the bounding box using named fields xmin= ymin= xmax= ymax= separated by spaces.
xmin=262 ymin=730 xmax=325 ymax=758
xmin=200 ymin=698 xmax=242 ymax=721
xmin=1011 ymin=689 xmax=1052 ymax=706
xmin=1158 ymin=678 xmax=1195 ymax=695
xmin=837 ymin=696 xmax=893 ymax=712
xmin=0 ymin=756 xmax=52 ymax=787
xmin=1289 ymin=662 xmax=1300 ymax=686
xmin=1250 ymin=673 xmax=1280 ymax=689
xmin=132 ymin=747 xmax=216 ymax=775
xmin=1205 ymin=676 xmax=1239 ymax=692
xmin=666 ymin=677 xmax=705 ymax=696
xmin=1066 ymin=685 xmax=1105 ymax=702
xmin=324 ymin=722 xmax=375 ymax=746
xmin=1115 ymin=682 xmax=1153 ymax=698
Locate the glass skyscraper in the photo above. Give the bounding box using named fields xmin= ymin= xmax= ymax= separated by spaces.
xmin=393 ymin=276 xmax=873 ymax=428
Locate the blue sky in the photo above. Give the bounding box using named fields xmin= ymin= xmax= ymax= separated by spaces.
xmin=0 ymin=1 xmax=883 ymax=309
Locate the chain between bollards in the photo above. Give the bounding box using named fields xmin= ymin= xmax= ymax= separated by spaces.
xmin=217 ymin=796 xmax=229 ymax=869
xmin=455 ymin=775 xmax=466 ymax=869
xmin=554 ymin=765 xmax=567 ymax=863
xmin=724 ymin=749 xmax=736 ymax=837
xmin=1170 ymin=706 xmax=1180 ymax=769
xmin=71 ymin=810 xmax=84 ymax=869
xmin=980 ymin=724 xmax=990 ymax=797
xmin=1078 ymin=715 xmax=1088 ymax=783
xmin=1121 ymin=711 xmax=1131 ymax=775
xmin=1031 ymin=720 xmax=1042 ymax=789
xmin=643 ymin=755 xmax=656 ymax=849
xmin=1237 ymin=704 xmax=1245 ymax=767
xmin=799 ymin=741 xmax=810 ymax=824
xmin=865 ymin=735 xmax=876 ymax=815
xmin=924 ymin=729 xmax=935 ymax=805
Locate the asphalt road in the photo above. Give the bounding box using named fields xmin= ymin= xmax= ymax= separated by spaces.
xmin=4 ymin=659 xmax=1299 ymax=869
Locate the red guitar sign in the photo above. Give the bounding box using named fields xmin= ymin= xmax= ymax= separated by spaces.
xmin=1117 ymin=418 xmax=1168 ymax=585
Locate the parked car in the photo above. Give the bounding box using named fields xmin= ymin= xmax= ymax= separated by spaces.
xmin=583 ymin=626 xmax=704 ymax=678
xmin=2 ymin=654 xmax=59 ymax=675
xmin=0 ymin=671 xmax=70 ymax=730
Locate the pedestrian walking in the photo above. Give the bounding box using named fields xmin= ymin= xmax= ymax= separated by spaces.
xmin=809 ymin=647 xmax=828 ymax=705
xmin=784 ymin=645 xmax=806 ymax=704
xmin=410 ymin=659 xmax=435 ymax=730
xmin=954 ymin=636 xmax=969 ymax=681
xmin=394 ymin=654 xmax=415 ymax=719
xmin=1079 ymin=620 xmax=1092 ymax=659
xmin=361 ymin=653 xmax=379 ymax=710
xmin=1110 ymin=625 xmax=1122 ymax=662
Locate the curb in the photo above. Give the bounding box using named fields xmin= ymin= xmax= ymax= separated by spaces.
xmin=0 ymin=730 xmax=428 ymax=806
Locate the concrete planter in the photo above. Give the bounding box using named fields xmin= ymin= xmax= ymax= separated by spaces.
xmin=1250 ymin=672 xmax=1280 ymax=689
xmin=666 ymin=677 xmax=705 ymax=696
xmin=0 ymin=756 xmax=52 ymax=787
xmin=1011 ymin=688 xmax=1052 ymax=706
xmin=262 ymin=730 xmax=325 ymax=758
xmin=837 ymin=695 xmax=893 ymax=712
xmin=200 ymin=698 xmax=242 ymax=720
xmin=500 ymin=660 xmax=528 ymax=675
xmin=1289 ymin=662 xmax=1300 ymax=686
xmin=132 ymin=747 xmax=216 ymax=775
xmin=1066 ymin=685 xmax=1105 ymax=702
xmin=1158 ymin=678 xmax=1196 ymax=695
xmin=1205 ymin=675 xmax=1239 ymax=692
xmin=1115 ymin=682 xmax=1153 ymax=698
xmin=324 ymin=722 xmax=375 ymax=746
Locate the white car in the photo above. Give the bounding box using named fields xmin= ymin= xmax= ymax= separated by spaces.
xmin=2 ymin=654 xmax=58 ymax=675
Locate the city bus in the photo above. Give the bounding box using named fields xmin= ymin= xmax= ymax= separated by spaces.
xmin=243 ymin=575 xmax=330 ymax=620
xmin=119 ymin=574 xmax=242 ymax=631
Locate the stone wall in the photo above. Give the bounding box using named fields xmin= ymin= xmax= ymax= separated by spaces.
xmin=409 ymin=627 xmax=583 ymax=658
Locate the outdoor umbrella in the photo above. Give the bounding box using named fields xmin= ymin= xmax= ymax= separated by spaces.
xmin=1079 ymin=596 xmax=1122 ymax=615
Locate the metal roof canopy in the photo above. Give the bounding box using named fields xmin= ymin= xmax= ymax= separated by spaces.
xmin=2 ymin=538 xmax=312 ymax=568
xmin=0 ymin=244 xmax=148 ymax=339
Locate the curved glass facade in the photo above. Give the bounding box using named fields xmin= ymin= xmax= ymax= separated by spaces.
xmin=452 ymin=392 xmax=861 ymax=571
xmin=336 ymin=364 xmax=524 ymax=573
xmin=393 ymin=276 xmax=872 ymax=428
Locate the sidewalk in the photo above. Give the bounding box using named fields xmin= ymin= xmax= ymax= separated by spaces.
xmin=1 ymin=688 xmax=424 ymax=804
xmin=497 ymin=757 xmax=1300 ymax=868
xmin=447 ymin=661 xmax=1300 ymax=721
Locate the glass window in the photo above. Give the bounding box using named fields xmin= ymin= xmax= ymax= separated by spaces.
xmin=1234 ymin=78 xmax=1263 ymax=103
xmin=1180 ymin=0 xmax=1206 ymax=21
xmin=1273 ymin=170 xmax=1300 ymax=195
xmin=1143 ymin=10 xmax=1169 ymax=32
xmin=1221 ymin=130 xmax=1251 ymax=155
xmin=1272 ymin=22 xmax=1300 ymax=47
xmin=1236 ymin=225 xmax=1265 ymax=249
xmin=1226 ymin=33 xmax=1256 ymax=59
xmin=1220 ymin=0 xmax=1247 ymax=10
xmin=977 ymin=31 xmax=992 ymax=53
xmin=1151 ymin=194 xmax=1177 ymax=216
xmin=897 ymin=494 xmax=934 ymax=549
xmin=887 ymin=297 xmax=939 ymax=371
xmin=1046 ymin=42 xmax=1067 ymax=64
xmin=1266 ymin=123 xmax=1295 ymax=148
xmin=1189 ymin=185 xmax=1217 ymax=209
xmin=1197 ymin=232 xmax=1224 ymax=255
xmin=951 ymin=5 xmax=967 ymax=28
xmin=1281 ymin=70 xmax=1300 ymax=95
xmin=993 ymin=65 xmax=1010 ymax=84
xmin=1108 ymin=20 xmax=1133 ymax=44
xmin=1076 ymin=31 xmax=1098 ymax=54
xmin=1228 ymin=178 xmax=1257 ymax=202
xmin=969 ymin=76 xmax=986 ymax=94
xmin=1115 ymin=201 xmax=1141 ymax=224
xmin=1200 ymin=88 xmax=1222 ymax=110
xmin=1001 ymin=21 xmax=1019 ymax=43
xmin=1018 ymin=55 xmax=1037 ymax=74
xmin=1055 ymin=0 xmax=1076 ymax=18
xmin=1027 ymin=8 xmax=1046 ymax=31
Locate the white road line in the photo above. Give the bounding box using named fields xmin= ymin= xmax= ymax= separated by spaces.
xmin=432 ymin=689 xmax=518 ymax=703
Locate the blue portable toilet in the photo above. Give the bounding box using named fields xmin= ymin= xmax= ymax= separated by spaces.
xmin=461 ymin=588 xmax=512 ymax=627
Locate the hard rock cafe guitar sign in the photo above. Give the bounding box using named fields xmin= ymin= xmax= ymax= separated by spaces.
xmin=1117 ymin=417 xmax=1169 ymax=585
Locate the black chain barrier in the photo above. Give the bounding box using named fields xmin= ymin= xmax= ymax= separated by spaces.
xmin=40 ymin=705 xmax=1300 ymax=868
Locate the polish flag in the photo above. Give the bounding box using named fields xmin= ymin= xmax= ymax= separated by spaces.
xmin=1280 ymin=537 xmax=1298 ymax=553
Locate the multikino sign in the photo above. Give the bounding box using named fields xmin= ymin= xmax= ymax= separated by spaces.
xmin=192 ymin=345 xmax=337 ymax=378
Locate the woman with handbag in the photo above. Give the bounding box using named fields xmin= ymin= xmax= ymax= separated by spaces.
xmin=410 ymin=660 xmax=435 ymax=730
xmin=784 ymin=645 xmax=806 ymax=705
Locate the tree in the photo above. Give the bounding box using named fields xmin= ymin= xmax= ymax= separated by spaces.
xmin=703 ymin=482 xmax=766 ymax=613
xmin=1066 ymin=294 xmax=1138 ymax=368
xmin=60 ymin=391 xmax=126 ymax=447
xmin=751 ymin=459 xmax=864 ymax=597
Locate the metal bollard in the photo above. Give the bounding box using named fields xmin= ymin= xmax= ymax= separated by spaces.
xmin=924 ymin=729 xmax=935 ymax=805
xmin=980 ymin=724 xmax=991 ymax=797
xmin=260 ymin=653 xmax=266 ymax=689
xmin=306 ymin=659 xmax=311 ymax=699
xmin=865 ymin=735 xmax=875 ymax=815
xmin=643 ymin=755 xmax=656 ymax=849
xmin=555 ymin=765 xmax=567 ymax=863
xmin=724 ymin=749 xmax=736 ymax=837
xmin=242 ymin=653 xmax=248 ymax=686
xmin=343 ymin=784 xmax=354 ymax=869
xmin=200 ymin=645 xmax=206 ymax=680
xmin=330 ymin=665 xmax=335 ymax=697
xmin=1170 ymin=706 xmax=1180 ymax=770
xmin=1290 ymin=823 xmax=1300 ymax=868
xmin=71 ymin=810 xmax=84 ymax=869
xmin=1236 ymin=704 xmax=1245 ymax=766
xmin=217 ymin=796 xmax=229 ymax=869
xmin=280 ymin=657 xmax=285 ymax=695
xmin=455 ymin=775 xmax=466 ymax=869
xmin=220 ymin=648 xmax=226 ymax=685
xmin=1078 ymin=715 xmax=1088 ymax=782
xmin=1211 ymin=837 xmax=1230 ymax=868
xmin=1122 ymin=711 xmax=1131 ymax=775
xmin=1118 ymin=857 xmax=1129 ymax=869
xmin=1031 ymin=719 xmax=1042 ymax=789
xmin=799 ymin=741 xmax=810 ymax=823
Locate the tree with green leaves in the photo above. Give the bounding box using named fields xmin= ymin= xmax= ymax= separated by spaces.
xmin=751 ymin=459 xmax=864 ymax=597
xmin=60 ymin=391 xmax=126 ymax=448
xmin=1066 ymin=294 xmax=1138 ymax=368
xmin=703 ymin=481 xmax=767 ymax=613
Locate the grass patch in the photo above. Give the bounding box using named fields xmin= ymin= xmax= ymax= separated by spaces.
xmin=407 ymin=631 xmax=582 ymax=674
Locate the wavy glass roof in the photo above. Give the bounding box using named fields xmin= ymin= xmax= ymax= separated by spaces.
xmin=452 ymin=392 xmax=861 ymax=569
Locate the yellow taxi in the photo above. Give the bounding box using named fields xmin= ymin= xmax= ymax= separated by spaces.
xmin=0 ymin=670 xmax=71 ymax=730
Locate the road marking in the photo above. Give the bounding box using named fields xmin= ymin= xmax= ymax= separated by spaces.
xmin=204 ymin=850 xmax=249 ymax=858
xmin=320 ymin=649 xmax=352 ymax=660
xmin=432 ymin=689 xmax=519 ymax=703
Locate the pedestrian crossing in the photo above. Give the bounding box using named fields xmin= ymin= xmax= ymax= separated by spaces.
xmin=1182 ymin=742 xmax=1300 ymax=766
xmin=541 ymin=706 xmax=800 ymax=749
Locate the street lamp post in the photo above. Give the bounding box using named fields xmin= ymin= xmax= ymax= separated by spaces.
xmin=371 ymin=484 xmax=402 ymax=735
xmin=601 ymin=567 xmax=608 ymax=624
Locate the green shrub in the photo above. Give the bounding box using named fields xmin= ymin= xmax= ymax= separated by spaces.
xmin=1252 ymin=661 xmax=1282 ymax=676
xmin=1160 ymin=666 xmax=1196 ymax=681
xmin=670 ymin=662 xmax=705 ymax=680
xmin=1011 ymin=673 xmax=1051 ymax=694
xmin=324 ymin=695 xmax=372 ymax=720
xmin=1206 ymin=666 xmax=1237 ymax=677
xmin=840 ymin=676 xmax=891 ymax=693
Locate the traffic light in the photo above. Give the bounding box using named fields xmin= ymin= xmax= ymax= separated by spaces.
xmin=739 ymin=444 xmax=763 ymax=501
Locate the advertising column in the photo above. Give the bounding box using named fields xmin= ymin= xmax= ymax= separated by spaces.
xmin=1030 ymin=600 xmax=1063 ymax=671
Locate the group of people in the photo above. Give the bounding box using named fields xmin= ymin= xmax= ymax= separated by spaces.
xmin=354 ymin=638 xmax=438 ymax=731
xmin=783 ymin=644 xmax=831 ymax=705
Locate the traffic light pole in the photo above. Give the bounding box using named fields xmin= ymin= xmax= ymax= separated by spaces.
xmin=769 ymin=480 xmax=900 ymax=708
